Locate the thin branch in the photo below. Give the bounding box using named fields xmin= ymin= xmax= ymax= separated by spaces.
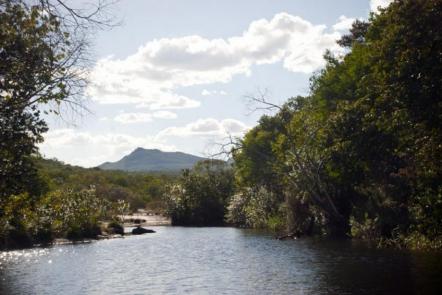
xmin=244 ymin=88 xmax=282 ymax=115
xmin=206 ymin=134 xmax=242 ymax=160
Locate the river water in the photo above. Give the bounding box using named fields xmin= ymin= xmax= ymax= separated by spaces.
xmin=0 ymin=227 xmax=441 ymax=294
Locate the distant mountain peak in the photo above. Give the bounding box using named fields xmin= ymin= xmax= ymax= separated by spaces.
xmin=97 ymin=148 xmax=207 ymax=172
xmin=133 ymin=147 xmax=157 ymax=153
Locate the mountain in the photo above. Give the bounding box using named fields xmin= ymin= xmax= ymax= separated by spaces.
xmin=97 ymin=148 xmax=208 ymax=172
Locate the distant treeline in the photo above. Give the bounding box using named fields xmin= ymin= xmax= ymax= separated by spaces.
xmin=165 ymin=0 xmax=442 ymax=250
xmin=0 ymin=157 xmax=175 ymax=249
xmin=37 ymin=158 xmax=175 ymax=211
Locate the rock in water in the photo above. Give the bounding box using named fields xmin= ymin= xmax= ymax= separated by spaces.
xmin=132 ymin=226 xmax=156 ymax=235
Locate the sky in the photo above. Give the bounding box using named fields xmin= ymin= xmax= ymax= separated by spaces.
xmin=39 ymin=0 xmax=392 ymax=167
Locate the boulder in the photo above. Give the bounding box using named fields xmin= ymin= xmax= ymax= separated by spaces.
xmin=107 ymin=222 xmax=124 ymax=235
xmin=132 ymin=226 xmax=156 ymax=235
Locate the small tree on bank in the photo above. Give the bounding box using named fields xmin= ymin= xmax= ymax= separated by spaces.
xmin=164 ymin=160 xmax=235 ymax=226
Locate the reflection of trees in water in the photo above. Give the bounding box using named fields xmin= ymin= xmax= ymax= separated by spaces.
xmin=301 ymin=239 xmax=435 ymax=295
xmin=228 ymin=233 xmax=441 ymax=294
xmin=408 ymin=252 xmax=442 ymax=295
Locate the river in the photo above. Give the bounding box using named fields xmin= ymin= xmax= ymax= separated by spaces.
xmin=0 ymin=227 xmax=441 ymax=294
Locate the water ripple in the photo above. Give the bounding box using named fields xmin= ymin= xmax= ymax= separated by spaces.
xmin=1 ymin=227 xmax=441 ymax=295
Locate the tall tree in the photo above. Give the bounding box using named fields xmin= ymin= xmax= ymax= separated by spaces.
xmin=0 ymin=0 xmax=116 ymax=246
xmin=0 ymin=0 xmax=115 ymax=197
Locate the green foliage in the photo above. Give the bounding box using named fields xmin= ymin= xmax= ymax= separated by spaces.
xmin=36 ymin=157 xmax=174 ymax=210
xmin=232 ymin=0 xmax=442 ymax=248
xmin=0 ymin=1 xmax=73 ymax=107
xmin=39 ymin=188 xmax=109 ymax=240
xmin=0 ymin=187 xmax=115 ymax=248
xmin=234 ymin=99 xmax=297 ymax=194
xmin=0 ymin=0 xmax=87 ymax=248
xmin=0 ymin=1 xmax=127 ymax=249
xmin=227 ymin=187 xmax=285 ymax=230
xmin=1 ymin=155 xmax=174 ymax=249
xmin=0 ymin=102 xmax=48 ymax=199
xmin=0 ymin=193 xmax=35 ymax=248
xmin=0 ymin=1 xmax=59 ymax=202
xmin=227 ymin=187 xmax=275 ymax=228
xmin=164 ymin=160 xmax=234 ymax=226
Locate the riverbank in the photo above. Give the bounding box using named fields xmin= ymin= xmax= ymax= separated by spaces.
xmin=120 ymin=214 xmax=171 ymax=226
xmin=1 ymin=220 xmax=161 ymax=251
xmin=26 ymin=227 xmax=157 ymax=248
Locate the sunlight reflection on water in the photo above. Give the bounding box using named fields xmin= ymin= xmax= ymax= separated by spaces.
xmin=0 ymin=248 xmax=49 ymax=264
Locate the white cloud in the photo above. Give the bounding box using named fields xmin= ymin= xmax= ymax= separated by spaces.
xmin=88 ymin=13 xmax=346 ymax=108
xmin=152 ymin=110 xmax=177 ymax=119
xmin=40 ymin=129 xmax=175 ymax=167
xmin=333 ymin=15 xmax=355 ymax=32
xmin=114 ymin=112 xmax=152 ymax=124
xmin=201 ymin=89 xmax=211 ymax=96
xmin=113 ymin=110 xmax=177 ymax=124
xmin=156 ymin=118 xmax=249 ymax=139
xmin=221 ymin=119 xmax=248 ymax=134
xmin=133 ymin=93 xmax=200 ymax=110
xmin=201 ymin=89 xmax=228 ymax=96
xmin=370 ymin=0 xmax=393 ymax=12
xmin=87 ymin=74 xmax=201 ymax=110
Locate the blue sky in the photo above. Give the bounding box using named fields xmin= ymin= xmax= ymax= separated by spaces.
xmin=39 ymin=0 xmax=391 ymax=167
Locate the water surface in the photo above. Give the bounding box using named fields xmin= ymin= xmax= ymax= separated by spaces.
xmin=1 ymin=227 xmax=441 ymax=294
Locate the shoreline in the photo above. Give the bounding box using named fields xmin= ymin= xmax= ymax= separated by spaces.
xmin=2 ymin=225 xmax=163 ymax=251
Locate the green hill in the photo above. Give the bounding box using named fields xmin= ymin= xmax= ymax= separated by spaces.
xmin=98 ymin=148 xmax=208 ymax=172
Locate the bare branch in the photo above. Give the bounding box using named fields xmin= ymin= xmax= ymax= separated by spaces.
xmin=6 ymin=0 xmax=120 ymax=120
xmin=39 ymin=0 xmax=120 ymax=29
xmin=244 ymin=88 xmax=282 ymax=115
xmin=204 ymin=134 xmax=242 ymax=160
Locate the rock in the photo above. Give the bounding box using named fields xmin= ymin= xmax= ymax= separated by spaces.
xmin=106 ymin=222 xmax=124 ymax=235
xmin=276 ymin=231 xmax=303 ymax=240
xmin=132 ymin=226 xmax=156 ymax=235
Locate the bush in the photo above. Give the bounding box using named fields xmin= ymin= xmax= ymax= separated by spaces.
xmin=0 ymin=188 xmax=118 ymax=248
xmin=5 ymin=226 xmax=33 ymax=249
xmin=164 ymin=160 xmax=234 ymax=226
xmin=227 ymin=187 xmax=282 ymax=229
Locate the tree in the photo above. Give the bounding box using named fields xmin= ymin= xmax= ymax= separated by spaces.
xmin=0 ymin=0 xmax=116 ymax=193
xmin=0 ymin=0 xmax=116 ymax=248
xmin=164 ymin=160 xmax=235 ymax=226
xmin=0 ymin=102 xmax=48 ymax=198
xmin=337 ymin=19 xmax=369 ymax=48
xmin=232 ymin=0 xmax=442 ymax=247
